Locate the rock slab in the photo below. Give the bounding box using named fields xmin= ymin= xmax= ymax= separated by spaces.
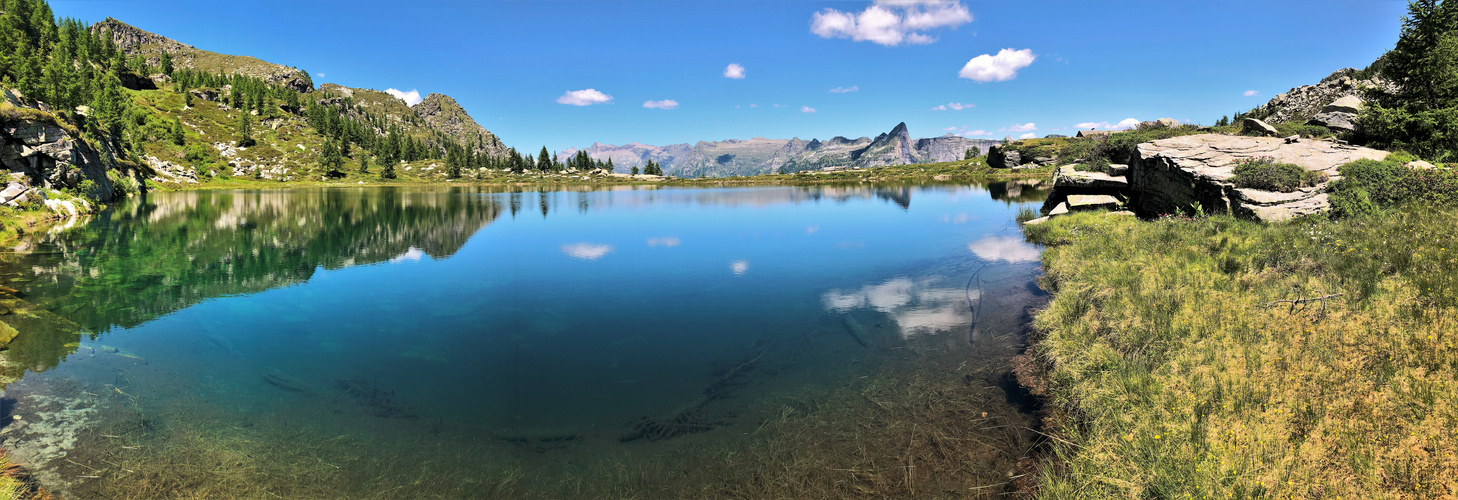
xmin=1130 ymin=133 xmax=1388 ymax=221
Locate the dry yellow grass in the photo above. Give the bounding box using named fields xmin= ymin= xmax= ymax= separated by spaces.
xmin=1025 ymin=209 xmax=1458 ymax=498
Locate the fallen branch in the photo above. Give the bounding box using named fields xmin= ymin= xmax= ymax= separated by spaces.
xmin=1260 ymin=292 xmax=1344 ymax=313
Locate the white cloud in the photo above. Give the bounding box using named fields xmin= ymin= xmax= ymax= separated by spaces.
xmin=1073 ymin=118 xmax=1141 ymax=130
xmin=811 ymin=0 xmax=973 ymax=47
xmin=773 ymin=104 xmax=787 ymax=108
xmin=930 ymin=102 xmax=973 ymax=111
xmin=316 ymin=72 xmax=325 ymax=78
xmin=385 ymin=88 xmax=423 ymax=106
xmin=643 ymin=99 xmax=679 ymax=110
xmin=945 ymin=126 xmax=991 ymax=137
xmin=557 ymin=89 xmax=613 ymax=106
xmin=724 ymin=63 xmax=746 ymax=79
xmin=749 ymin=103 xmax=760 ymax=108
xmin=1243 ymin=90 xmax=1260 ymax=97
xmin=731 ymin=260 xmax=749 ymax=275
xmin=802 ymin=106 xmax=817 ymax=113
xmin=958 ymin=48 xmax=1036 ymax=82
xmin=830 ymin=85 xmax=860 ymax=93
xmin=1003 ymin=122 xmax=1036 ymax=132
xmin=647 ymin=237 xmax=681 ymax=247
xmin=1019 ymin=132 xmax=1036 ymax=139
xmin=968 ymin=236 xmax=1040 ymax=263
xmin=561 ymin=243 xmax=613 ymax=260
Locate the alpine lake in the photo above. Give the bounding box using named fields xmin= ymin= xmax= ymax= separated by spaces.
xmin=0 ymin=180 xmax=1052 ymax=499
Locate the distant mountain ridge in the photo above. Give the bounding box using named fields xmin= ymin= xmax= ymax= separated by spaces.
xmin=559 ymin=123 xmax=997 ymax=177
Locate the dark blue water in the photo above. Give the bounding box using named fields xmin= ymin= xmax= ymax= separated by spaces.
xmin=0 ymin=182 xmax=1050 ymax=497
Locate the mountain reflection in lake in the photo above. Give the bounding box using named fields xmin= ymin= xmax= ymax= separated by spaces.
xmin=0 ymin=182 xmax=1049 ymax=498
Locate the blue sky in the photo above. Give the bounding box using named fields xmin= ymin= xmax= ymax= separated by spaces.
xmin=54 ymin=0 xmax=1405 ymax=153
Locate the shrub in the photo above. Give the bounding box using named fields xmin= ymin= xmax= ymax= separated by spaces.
xmin=1230 ymin=156 xmax=1326 ymax=192
xmin=1329 ymin=153 xmax=1458 ymax=217
xmin=1357 ymin=104 xmax=1458 ymax=163
xmin=107 ymin=170 xmax=140 ymax=196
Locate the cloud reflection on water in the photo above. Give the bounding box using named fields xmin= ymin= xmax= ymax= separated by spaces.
xmin=822 ymin=277 xmax=973 ymax=337
xmin=561 ymin=243 xmax=614 ymax=260
xmin=968 ymin=236 xmax=1040 ymax=263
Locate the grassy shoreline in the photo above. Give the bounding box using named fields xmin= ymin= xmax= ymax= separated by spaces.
xmin=1021 ymin=209 xmax=1458 ymax=498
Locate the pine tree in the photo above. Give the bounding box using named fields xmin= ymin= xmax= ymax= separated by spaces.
xmin=631 ymin=166 xmax=640 ymax=175
xmin=170 ymin=117 xmax=185 ymax=145
xmin=606 ymin=157 xmax=615 ymax=173
xmin=1381 ymin=0 xmax=1458 ymax=108
xmin=359 ymin=154 xmax=370 ymax=174
xmin=236 ymin=112 xmax=255 ymax=147
xmin=381 ymin=161 xmax=397 ymax=179
xmin=320 ymin=140 xmax=343 ymax=178
xmin=160 ymin=51 xmax=174 ymax=76
xmin=537 ymin=146 xmax=551 ymax=172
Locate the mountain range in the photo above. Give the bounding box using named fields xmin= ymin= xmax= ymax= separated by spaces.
xmin=558 ymin=123 xmax=998 ymax=178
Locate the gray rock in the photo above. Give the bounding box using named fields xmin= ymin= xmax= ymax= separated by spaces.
xmin=1241 ymin=118 xmax=1279 ymax=137
xmin=987 ymin=144 xmax=1022 ymax=169
xmin=1053 ymin=166 xmax=1129 ymax=190
xmin=1308 ymin=111 xmax=1357 ymax=133
xmin=1022 ymin=216 xmax=1051 ymax=226
xmin=1323 ymin=95 xmax=1363 ymax=115
xmin=1048 ymin=202 xmax=1070 ymax=216
xmin=1155 ymin=118 xmax=1180 ymax=128
xmin=1107 ymin=163 xmax=1130 ymax=176
xmin=1129 ymin=133 xmax=1388 ymax=221
xmin=1066 ymin=194 xmax=1121 ymax=211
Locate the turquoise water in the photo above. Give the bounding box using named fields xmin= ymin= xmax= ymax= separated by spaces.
xmin=0 ymin=182 xmax=1049 ymax=497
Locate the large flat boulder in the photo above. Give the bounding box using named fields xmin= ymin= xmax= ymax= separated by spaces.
xmin=1053 ymin=165 xmax=1129 ymax=190
xmin=1129 ymin=134 xmax=1388 ymax=221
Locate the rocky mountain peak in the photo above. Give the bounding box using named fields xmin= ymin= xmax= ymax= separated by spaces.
xmin=413 ymin=94 xmax=507 ymax=158
xmin=92 ymin=18 xmax=313 ymax=93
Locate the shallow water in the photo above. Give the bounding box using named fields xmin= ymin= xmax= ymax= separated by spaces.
xmin=0 ymin=181 xmax=1050 ymax=498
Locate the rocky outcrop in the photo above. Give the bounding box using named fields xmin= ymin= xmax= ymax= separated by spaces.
xmin=1255 ymin=68 xmax=1396 ymax=125
xmin=412 ymin=94 xmax=508 ymax=159
xmin=0 ymin=111 xmax=121 ymax=204
xmin=93 ymin=18 xmax=313 ymax=93
xmin=1129 ymin=134 xmax=1388 ymax=221
xmin=987 ymin=144 xmax=1021 ymax=169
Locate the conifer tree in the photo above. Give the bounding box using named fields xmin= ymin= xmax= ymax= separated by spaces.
xmin=537 ymin=146 xmax=551 ymax=172
xmin=631 ymin=166 xmax=639 ymax=175
xmin=320 ymin=140 xmax=343 ymax=178
xmin=359 ymin=154 xmax=370 ymax=174
xmin=160 ymin=51 xmax=173 ymax=76
xmin=606 ymin=157 xmax=615 ymax=173
xmin=236 ymin=112 xmax=255 ymax=147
